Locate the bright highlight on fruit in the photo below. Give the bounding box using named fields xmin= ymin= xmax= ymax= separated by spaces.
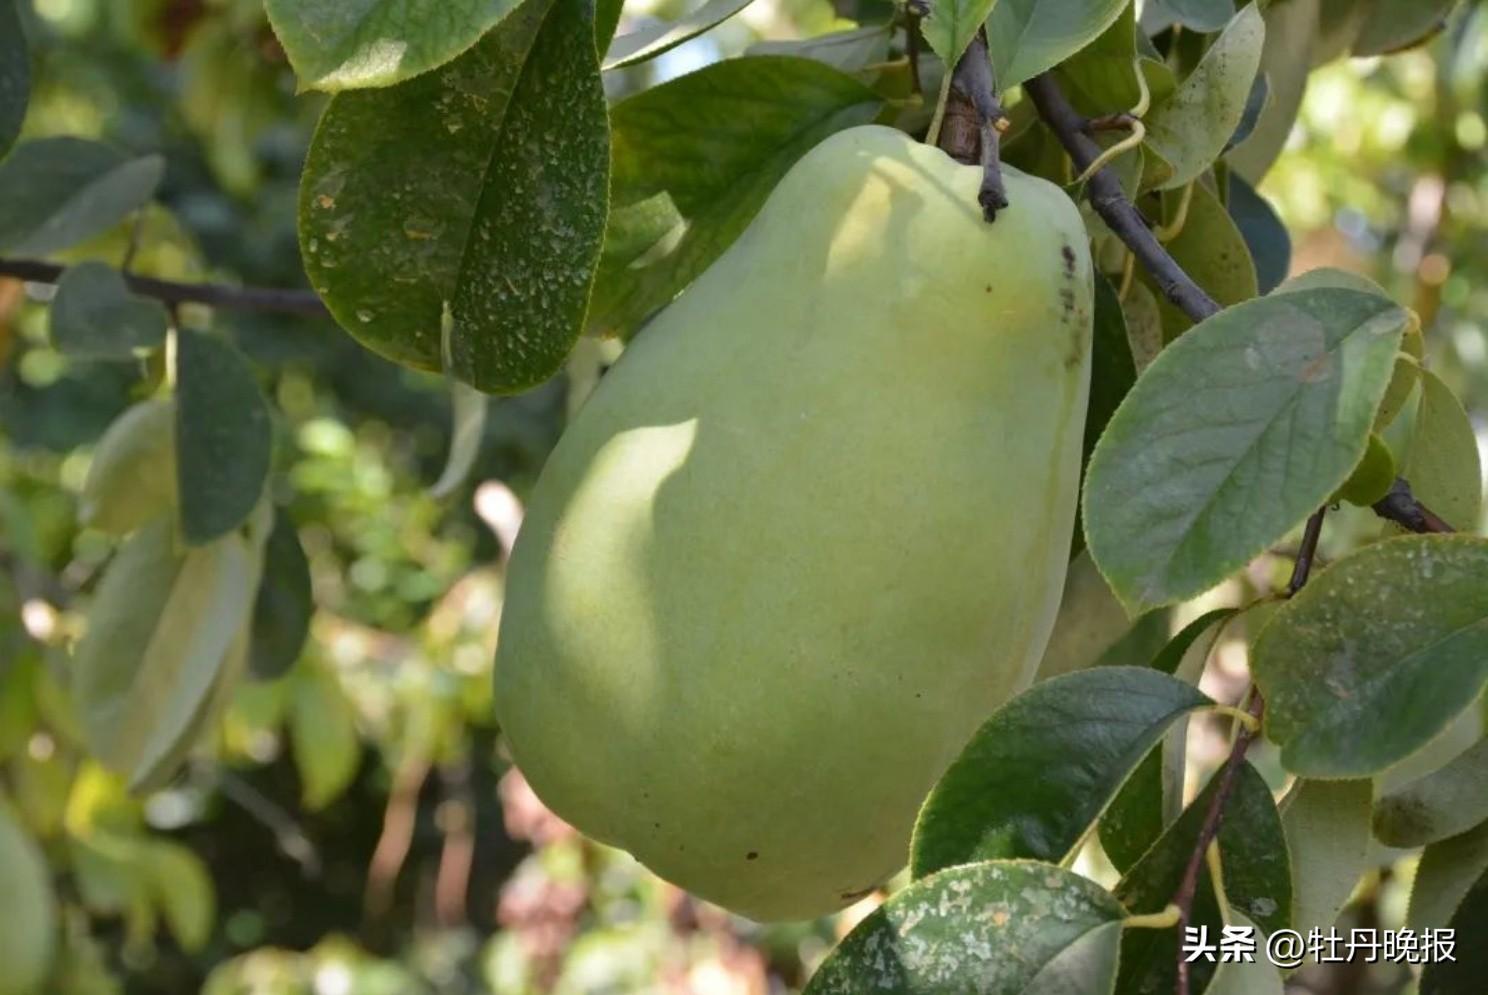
xmin=495 ymin=126 xmax=1094 ymax=921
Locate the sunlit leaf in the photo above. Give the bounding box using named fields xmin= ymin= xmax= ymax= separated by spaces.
xmin=1282 ymin=778 xmax=1373 ymax=933
xmin=288 ymin=658 xmax=361 ymax=810
xmin=1253 ymin=536 xmax=1488 ymax=777
xmin=0 ymin=138 xmax=163 ymax=255
xmin=604 ymin=0 xmax=757 ymax=69
xmin=144 ymin=839 xmax=215 ymax=952
xmin=804 ymin=862 xmax=1126 ymax=995
xmin=984 ymin=0 xmax=1129 ymax=90
xmin=1086 ymin=288 xmax=1406 ymax=614
xmin=921 ymin=0 xmax=1001 ymax=70
xmin=264 ymin=0 xmax=525 ymax=91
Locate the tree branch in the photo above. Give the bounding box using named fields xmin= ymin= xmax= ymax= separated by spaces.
xmin=1372 ymin=477 xmax=1456 ymax=533
xmin=938 ymin=30 xmax=1009 ymax=221
xmin=0 ymin=256 xmax=329 ymax=317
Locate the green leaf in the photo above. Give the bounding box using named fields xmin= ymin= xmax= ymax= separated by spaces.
xmin=1072 ymin=274 xmax=1137 ymax=559
xmin=1253 ymin=536 xmax=1488 ymax=778
xmin=0 ymin=804 xmax=56 ymax=994
xmin=288 ymin=657 xmax=361 ymax=810
xmin=1059 ymin=6 xmax=1177 ymax=119
xmin=1352 ymin=0 xmax=1455 ymax=56
xmin=1098 ymin=748 xmax=1163 ymax=874
xmin=1116 ymin=762 xmax=1291 ymax=993
xmin=176 ymin=329 xmax=272 ymax=546
xmin=1399 ymin=369 xmax=1483 ymax=533
xmin=1281 ymin=779 xmax=1373 ymax=933
xmin=1228 ymin=0 xmax=1319 ymax=182
xmin=748 ymin=26 xmax=892 ymax=72
xmin=1034 ymin=551 xmax=1141 ymax=681
xmin=1374 ymin=738 xmax=1488 ymax=848
xmin=49 ymin=262 xmax=169 ymax=360
xmin=604 ymin=0 xmax=757 ymax=69
xmin=1227 ymin=173 xmax=1290 ymax=294
xmin=1408 ymin=819 xmax=1488 ymax=930
xmin=0 ymin=0 xmax=29 ymax=158
xmin=1151 ymin=608 xmax=1237 ymax=676
xmin=1084 ymin=288 xmax=1407 ymax=615
xmin=80 ymin=398 xmax=178 ymax=536
xmin=911 ymin=668 xmax=1211 ymax=877
xmin=591 ymin=57 xmax=882 ymax=338
xmin=1420 ymin=863 xmax=1488 ymax=995
xmin=73 ymin=518 xmax=258 ymax=790
xmin=1146 ymin=5 xmax=1264 ymax=190
xmin=1207 ymin=911 xmax=1285 ymax=995
xmin=984 ymin=0 xmax=1129 ymax=90
xmin=0 ymin=138 xmax=163 ymax=255
xmin=1147 ymin=180 xmax=1258 ymax=339
xmin=143 ymin=839 xmax=215 ymax=952
xmin=596 ymin=0 xmax=624 ymax=54
xmin=921 ymin=0 xmax=1001 ymax=69
xmin=1145 ymin=0 xmax=1236 ymax=33
xmin=803 ymin=862 xmax=1126 ymax=995
xmin=263 ymin=0 xmax=526 ymax=91
xmin=248 ymin=510 xmax=313 ymax=681
xmin=300 ymin=0 xmax=610 ymax=392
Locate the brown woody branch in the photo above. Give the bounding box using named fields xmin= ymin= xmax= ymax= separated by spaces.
xmin=1372 ymin=477 xmax=1456 ymax=533
xmin=937 ymin=30 xmax=1010 ymax=221
xmin=0 ymin=256 xmax=329 ymax=316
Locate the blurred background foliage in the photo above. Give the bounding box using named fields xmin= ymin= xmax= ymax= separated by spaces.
xmin=0 ymin=0 xmax=1485 ymax=993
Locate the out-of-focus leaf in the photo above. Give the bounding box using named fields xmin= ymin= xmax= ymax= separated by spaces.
xmin=1144 ymin=0 xmax=1236 ymax=33
xmin=1253 ymin=536 xmax=1488 ymax=778
xmin=1229 ymin=0 xmax=1319 ymax=182
xmin=1409 ymin=819 xmax=1488 ymax=931
xmin=80 ymin=398 xmax=177 ymax=537
xmin=1282 ymin=778 xmax=1373 ymax=933
xmin=748 ymin=26 xmax=892 ymax=72
xmin=1420 ymin=862 xmax=1488 ymax=994
xmin=0 ymin=138 xmax=163 ymax=255
xmin=143 ymin=839 xmax=215 ymax=952
xmin=300 ymin=0 xmax=610 ymax=392
xmin=176 ymin=329 xmax=271 ymax=546
xmin=1085 ymin=288 xmax=1406 ymax=614
xmin=604 ymin=0 xmax=757 ymax=69
xmin=1227 ymin=173 xmax=1290 ymax=294
xmin=1352 ymin=0 xmax=1455 ymax=56
xmin=0 ymin=804 xmax=56 ymax=993
xmin=1145 ymin=4 xmax=1265 ymax=190
xmin=912 ymin=668 xmax=1210 ymax=877
xmin=1374 ymin=738 xmax=1488 ymax=847
xmin=263 ymin=0 xmax=526 ymax=91
xmin=804 ymin=862 xmax=1126 ymax=995
xmin=592 ymin=57 xmax=882 ymax=338
xmin=0 ymin=0 xmax=28 ymax=158
xmin=984 ymin=0 xmax=1129 ymax=90
xmin=50 ymin=262 xmax=169 ymax=360
xmin=288 ymin=658 xmax=361 ymax=810
xmin=73 ymin=518 xmax=258 ymax=790
xmin=248 ymin=510 xmax=313 ymax=681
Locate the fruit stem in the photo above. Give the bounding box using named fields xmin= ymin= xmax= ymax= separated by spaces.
xmin=934 ymin=29 xmax=1009 ymax=221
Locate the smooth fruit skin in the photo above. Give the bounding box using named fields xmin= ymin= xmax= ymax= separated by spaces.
xmin=495 ymin=126 xmax=1093 ymax=921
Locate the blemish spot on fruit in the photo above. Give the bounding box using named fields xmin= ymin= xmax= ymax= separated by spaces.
xmin=746 ymin=851 xmax=759 ymax=861
xmin=1061 ymin=243 xmax=1076 ymax=274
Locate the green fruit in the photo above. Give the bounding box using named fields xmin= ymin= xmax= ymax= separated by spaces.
xmin=0 ymin=804 xmax=57 ymax=994
xmin=495 ymin=126 xmax=1093 ymax=921
xmin=80 ymin=398 xmax=177 ymax=535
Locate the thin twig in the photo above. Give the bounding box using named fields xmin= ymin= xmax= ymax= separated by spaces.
xmin=1287 ymin=507 xmax=1328 ymax=596
xmin=1372 ymin=477 xmax=1456 ymax=534
xmin=1024 ymin=73 xmax=1219 ymax=320
xmin=0 ymin=256 xmax=329 ymax=316
xmin=937 ymin=30 xmax=1009 ymax=221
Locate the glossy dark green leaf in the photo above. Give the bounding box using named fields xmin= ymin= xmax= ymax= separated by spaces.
xmin=1353 ymin=0 xmax=1455 ymax=56
xmin=1420 ymin=863 xmax=1488 ymax=995
xmin=1374 ymin=738 xmax=1488 ymax=848
xmin=983 ymin=0 xmax=1130 ymax=90
xmin=804 ymin=862 xmax=1126 ymax=995
xmin=1145 ymin=4 xmax=1265 ymax=190
xmin=0 ymin=138 xmax=163 ymax=255
xmin=1085 ymin=288 xmax=1407 ymax=614
xmin=301 ymin=0 xmax=609 ymax=393
xmin=264 ymin=0 xmax=525 ymax=91
xmin=1147 ymin=180 xmax=1257 ymax=338
xmin=1098 ymin=747 xmax=1163 ymax=874
xmin=1253 ymin=536 xmax=1488 ymax=778
xmin=248 ymin=510 xmax=313 ymax=681
xmin=911 ymin=668 xmax=1211 ymax=877
xmin=596 ymin=0 xmax=624 ymax=53
xmin=1409 ymin=819 xmax=1488 ymax=930
xmin=1227 ymin=173 xmax=1290 ymax=294
xmin=1282 ymin=778 xmax=1373 ymax=933
xmin=49 ymin=262 xmax=169 ymax=360
xmin=1116 ymin=762 xmax=1291 ymax=993
xmin=604 ymin=0 xmax=756 ymax=69
xmin=592 ymin=57 xmax=882 ymax=338
xmin=0 ymin=0 xmax=28 ymax=159
xmin=175 ymin=329 xmax=272 ymax=545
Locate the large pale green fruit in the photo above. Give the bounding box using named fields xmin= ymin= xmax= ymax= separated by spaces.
xmin=495 ymin=126 xmax=1093 ymax=921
